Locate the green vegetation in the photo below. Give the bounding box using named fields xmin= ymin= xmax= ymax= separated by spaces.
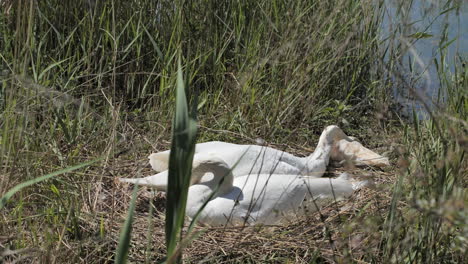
xmin=0 ymin=0 xmax=466 ymax=263
xmin=163 ymin=59 xmax=198 ymax=263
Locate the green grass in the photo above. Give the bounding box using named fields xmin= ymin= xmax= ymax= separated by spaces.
xmin=0 ymin=0 xmax=466 ymax=263
xmin=163 ymin=58 xmax=197 ymax=263
xmin=379 ymin=50 xmax=467 ymax=263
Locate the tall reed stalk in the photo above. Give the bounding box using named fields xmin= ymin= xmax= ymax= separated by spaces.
xmin=164 ymin=58 xmax=197 ymax=262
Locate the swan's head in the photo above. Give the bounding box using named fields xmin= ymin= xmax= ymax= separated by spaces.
xmin=322 ymin=125 xmax=390 ymax=167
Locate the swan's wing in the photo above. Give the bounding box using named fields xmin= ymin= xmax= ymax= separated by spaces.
xmin=244 ymin=176 xmax=365 ymax=223
xmin=226 ymin=175 xmax=308 ymax=225
xmin=192 ymin=141 xmax=240 ymax=152
xmin=244 ymin=160 xmax=304 ymax=176
xmin=331 ymin=139 xmax=390 ymax=168
xmin=193 ymin=174 xmax=369 ymax=226
xmin=228 ymin=146 xmax=307 ymax=177
xmin=249 ymin=176 xmax=309 ymax=224
xmin=194 ymin=193 xmax=239 ymax=226
xmin=193 ymin=175 xmax=305 ymax=226
xmin=149 ymin=141 xmax=308 ymax=177
xmin=148 ymin=141 xmax=240 ymax=172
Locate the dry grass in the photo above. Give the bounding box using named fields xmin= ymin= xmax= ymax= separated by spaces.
xmin=111 ymin=165 xmax=395 ymax=263
xmin=2 ymin=119 xmax=464 ymax=263
xmin=1 ymin=137 xmax=397 ymax=263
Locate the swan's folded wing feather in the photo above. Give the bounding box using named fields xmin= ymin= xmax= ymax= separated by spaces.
xmin=232 ymin=175 xmax=308 ymax=224
xmin=147 ymin=141 xmax=239 ymax=172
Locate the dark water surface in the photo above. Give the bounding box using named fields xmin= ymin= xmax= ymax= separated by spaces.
xmin=382 ymin=0 xmax=467 ymax=117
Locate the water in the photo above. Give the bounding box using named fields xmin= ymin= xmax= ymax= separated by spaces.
xmin=382 ymin=0 xmax=467 ymax=118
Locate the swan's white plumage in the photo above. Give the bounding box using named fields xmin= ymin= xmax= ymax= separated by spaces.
xmin=148 ymin=141 xmax=312 ymax=178
xmin=146 ymin=126 xmax=389 ymax=180
xmin=191 ymin=174 xmax=362 ymax=226
xmin=151 ymin=153 xmax=367 ymax=226
xmin=119 ymin=125 xmax=386 ymax=225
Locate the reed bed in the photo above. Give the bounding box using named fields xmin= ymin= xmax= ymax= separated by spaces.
xmin=0 ymin=0 xmax=466 ymax=263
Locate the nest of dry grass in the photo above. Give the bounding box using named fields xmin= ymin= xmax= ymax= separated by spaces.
xmin=64 ymin=155 xmax=396 ymax=263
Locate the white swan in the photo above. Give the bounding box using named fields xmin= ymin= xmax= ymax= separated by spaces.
xmin=120 ymin=125 xmax=389 ymax=189
xmin=124 ymin=153 xmax=369 ymax=226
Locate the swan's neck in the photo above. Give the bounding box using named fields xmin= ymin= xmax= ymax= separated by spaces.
xmin=303 ymin=126 xmax=347 ymax=175
xmin=302 ymin=143 xmax=332 ymax=176
xmin=186 ymin=162 xmax=233 ymax=218
xmin=307 ymin=142 xmax=332 ymax=161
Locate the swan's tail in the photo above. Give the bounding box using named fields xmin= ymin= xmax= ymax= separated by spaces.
xmin=118 ymin=170 xmax=169 ymax=190
xmin=337 ymin=172 xmax=372 ymax=190
xmin=302 ymin=172 xmax=370 ymax=201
